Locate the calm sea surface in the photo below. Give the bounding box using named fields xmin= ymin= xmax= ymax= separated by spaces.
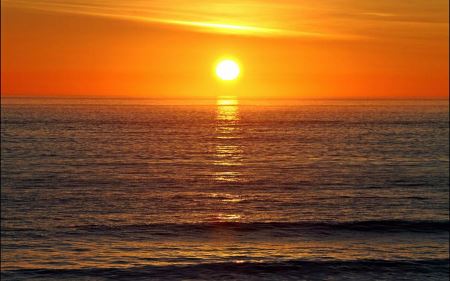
xmin=1 ymin=98 xmax=449 ymax=280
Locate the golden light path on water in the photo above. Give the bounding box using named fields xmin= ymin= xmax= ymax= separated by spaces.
xmin=213 ymin=96 xmax=243 ymax=222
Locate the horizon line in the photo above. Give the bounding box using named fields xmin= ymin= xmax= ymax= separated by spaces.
xmin=2 ymin=96 xmax=449 ymax=101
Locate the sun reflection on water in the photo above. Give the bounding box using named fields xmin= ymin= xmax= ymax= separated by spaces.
xmin=216 ymin=214 xmax=242 ymax=221
xmin=214 ymin=97 xmax=242 ymax=183
xmin=217 ymin=98 xmax=239 ymax=106
xmin=211 ymin=96 xmax=244 ymax=222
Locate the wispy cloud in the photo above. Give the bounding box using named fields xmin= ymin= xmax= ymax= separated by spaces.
xmin=0 ymin=0 xmax=352 ymax=38
xmin=2 ymin=0 xmax=448 ymax=40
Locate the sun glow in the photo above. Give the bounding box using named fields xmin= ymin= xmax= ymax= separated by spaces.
xmin=215 ymin=60 xmax=240 ymax=81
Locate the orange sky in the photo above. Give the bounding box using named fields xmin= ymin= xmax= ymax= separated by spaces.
xmin=1 ymin=0 xmax=449 ymax=99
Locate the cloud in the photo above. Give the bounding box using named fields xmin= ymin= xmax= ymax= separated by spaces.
xmin=3 ymin=0 xmax=448 ymax=40
xmin=1 ymin=0 xmax=355 ymax=39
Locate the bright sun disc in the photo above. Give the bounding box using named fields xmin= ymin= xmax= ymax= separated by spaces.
xmin=216 ymin=59 xmax=240 ymax=81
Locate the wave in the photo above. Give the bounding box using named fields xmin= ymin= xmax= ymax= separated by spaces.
xmin=69 ymin=220 xmax=449 ymax=235
xmin=2 ymin=259 xmax=448 ymax=281
xmin=4 ymin=220 xmax=447 ymax=239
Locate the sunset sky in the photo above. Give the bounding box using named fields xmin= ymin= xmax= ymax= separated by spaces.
xmin=1 ymin=0 xmax=448 ymax=99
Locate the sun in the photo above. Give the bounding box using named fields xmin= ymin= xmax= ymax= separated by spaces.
xmin=215 ymin=59 xmax=240 ymax=81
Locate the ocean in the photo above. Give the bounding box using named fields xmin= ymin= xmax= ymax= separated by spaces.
xmin=1 ymin=98 xmax=449 ymax=280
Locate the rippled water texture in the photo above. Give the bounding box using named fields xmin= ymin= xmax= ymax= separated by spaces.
xmin=1 ymin=99 xmax=449 ymax=280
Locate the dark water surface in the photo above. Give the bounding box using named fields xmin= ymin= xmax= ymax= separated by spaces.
xmin=1 ymin=99 xmax=449 ymax=280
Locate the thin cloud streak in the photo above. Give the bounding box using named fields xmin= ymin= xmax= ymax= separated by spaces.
xmin=1 ymin=0 xmax=359 ymax=39
xmin=2 ymin=0 xmax=447 ymax=40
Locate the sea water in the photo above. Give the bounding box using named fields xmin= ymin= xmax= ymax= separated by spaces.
xmin=1 ymin=98 xmax=449 ymax=280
